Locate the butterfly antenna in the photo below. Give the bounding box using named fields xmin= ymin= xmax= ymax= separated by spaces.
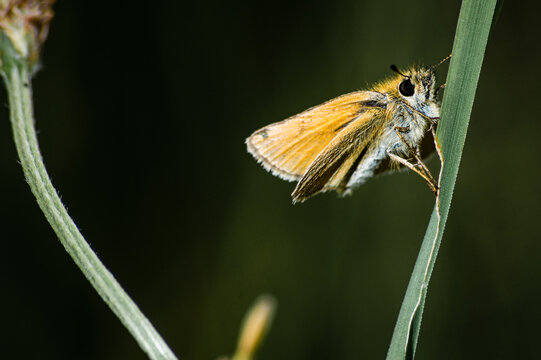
xmin=430 ymin=53 xmax=452 ymax=70
xmin=390 ymin=64 xmax=409 ymax=78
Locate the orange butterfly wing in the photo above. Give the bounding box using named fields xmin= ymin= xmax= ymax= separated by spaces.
xmin=291 ymin=109 xmax=387 ymax=202
xmin=246 ymin=91 xmax=387 ymax=183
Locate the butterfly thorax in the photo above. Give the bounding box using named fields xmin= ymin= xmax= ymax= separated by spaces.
xmin=376 ymin=67 xmax=439 ymax=152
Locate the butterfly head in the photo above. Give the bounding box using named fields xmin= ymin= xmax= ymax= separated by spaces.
xmin=391 ymin=65 xmax=436 ymax=99
xmin=382 ymin=65 xmax=440 ymax=119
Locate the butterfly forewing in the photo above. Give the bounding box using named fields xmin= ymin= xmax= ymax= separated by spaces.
xmin=246 ymin=91 xmax=387 ymax=182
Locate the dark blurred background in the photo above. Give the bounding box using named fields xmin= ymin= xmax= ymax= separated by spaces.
xmin=1 ymin=1 xmax=539 ymax=359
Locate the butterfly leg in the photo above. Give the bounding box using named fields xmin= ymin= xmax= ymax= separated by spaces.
xmin=394 ymin=127 xmax=437 ymax=184
xmin=386 ymin=151 xmax=438 ymax=194
xmin=392 ymin=127 xmax=439 ymax=195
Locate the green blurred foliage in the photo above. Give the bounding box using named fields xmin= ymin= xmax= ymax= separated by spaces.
xmin=1 ymin=1 xmax=539 ymax=359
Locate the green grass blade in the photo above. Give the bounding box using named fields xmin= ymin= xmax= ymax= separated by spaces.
xmin=386 ymin=1 xmax=500 ymax=358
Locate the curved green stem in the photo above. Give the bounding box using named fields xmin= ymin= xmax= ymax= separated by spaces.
xmin=3 ymin=52 xmax=177 ymax=359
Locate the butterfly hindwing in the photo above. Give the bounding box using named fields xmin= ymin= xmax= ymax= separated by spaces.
xmin=291 ymin=109 xmax=387 ymax=203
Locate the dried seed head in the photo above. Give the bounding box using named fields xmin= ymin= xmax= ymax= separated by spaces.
xmin=0 ymin=0 xmax=54 ymax=68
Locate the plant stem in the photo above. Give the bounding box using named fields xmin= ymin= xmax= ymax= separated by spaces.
xmin=3 ymin=54 xmax=177 ymax=360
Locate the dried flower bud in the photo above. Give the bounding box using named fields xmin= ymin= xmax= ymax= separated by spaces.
xmin=0 ymin=0 xmax=54 ymax=68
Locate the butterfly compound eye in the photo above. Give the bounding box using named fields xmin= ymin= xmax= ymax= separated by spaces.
xmin=399 ymin=79 xmax=415 ymax=96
